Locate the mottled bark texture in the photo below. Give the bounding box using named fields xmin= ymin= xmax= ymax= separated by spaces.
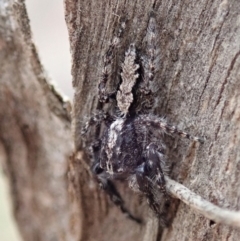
xmin=1 ymin=0 xmax=240 ymax=241
xmin=65 ymin=0 xmax=240 ymax=241
xmin=0 ymin=1 xmax=80 ymax=241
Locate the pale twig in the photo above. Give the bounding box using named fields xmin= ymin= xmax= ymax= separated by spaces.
xmin=165 ymin=177 xmax=240 ymax=228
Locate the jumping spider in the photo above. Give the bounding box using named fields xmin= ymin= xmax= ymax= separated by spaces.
xmin=82 ymin=17 xmax=203 ymax=224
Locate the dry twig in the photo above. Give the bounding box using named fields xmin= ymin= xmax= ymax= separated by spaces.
xmin=166 ymin=177 xmax=240 ymax=228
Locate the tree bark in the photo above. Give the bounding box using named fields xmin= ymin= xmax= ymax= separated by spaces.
xmin=0 ymin=1 xmax=80 ymax=241
xmin=1 ymin=0 xmax=240 ymax=241
xmin=65 ymin=0 xmax=240 ymax=240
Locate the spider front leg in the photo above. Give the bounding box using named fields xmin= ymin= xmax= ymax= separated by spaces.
xmin=140 ymin=17 xmax=157 ymax=95
xmin=98 ymin=37 xmax=120 ymax=103
xmin=99 ymin=20 xmax=126 ymax=103
xmin=135 ymin=17 xmax=157 ymax=113
xmin=92 ymin=162 xmax=142 ymax=224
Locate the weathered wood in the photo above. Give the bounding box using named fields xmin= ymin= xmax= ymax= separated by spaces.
xmin=1 ymin=0 xmax=240 ymax=240
xmin=65 ymin=0 xmax=240 ymax=240
xmin=0 ymin=1 xmax=80 ymax=241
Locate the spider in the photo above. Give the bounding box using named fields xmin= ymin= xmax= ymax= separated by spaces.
xmin=82 ymin=17 xmax=203 ymax=224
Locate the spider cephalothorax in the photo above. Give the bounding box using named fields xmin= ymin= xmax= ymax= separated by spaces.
xmin=82 ymin=17 xmax=203 ymax=224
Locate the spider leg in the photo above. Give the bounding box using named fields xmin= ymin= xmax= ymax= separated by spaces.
xmin=99 ymin=21 xmax=126 ymax=103
xmin=81 ymin=111 xmax=115 ymax=161
xmin=140 ymin=17 xmax=157 ymax=95
xmin=81 ymin=111 xmax=115 ymax=136
xmin=136 ymin=169 xmax=160 ymax=215
xmin=135 ymin=17 xmax=157 ymax=113
xmin=98 ymin=37 xmax=119 ymax=103
xmin=92 ymin=162 xmax=142 ymax=224
xmin=98 ymin=19 xmax=126 ymax=103
xmin=135 ymin=143 xmax=168 ymax=224
xmin=116 ymin=44 xmax=140 ymax=116
xmin=146 ymin=143 xmax=167 ymax=193
xmin=136 ymin=114 xmax=204 ymax=143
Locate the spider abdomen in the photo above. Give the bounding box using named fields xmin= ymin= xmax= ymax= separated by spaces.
xmin=100 ymin=117 xmax=143 ymax=176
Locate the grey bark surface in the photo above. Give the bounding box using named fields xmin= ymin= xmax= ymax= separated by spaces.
xmin=0 ymin=1 xmax=80 ymax=241
xmin=65 ymin=0 xmax=240 ymax=241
